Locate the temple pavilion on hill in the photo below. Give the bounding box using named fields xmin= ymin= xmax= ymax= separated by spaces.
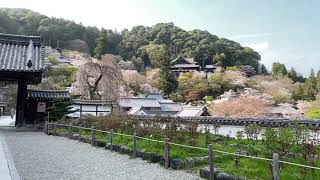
xmin=170 ymin=55 xmax=217 ymax=75
xmin=170 ymin=56 xmax=200 ymax=74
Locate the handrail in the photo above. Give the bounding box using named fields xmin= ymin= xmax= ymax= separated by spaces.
xmin=280 ymin=160 xmax=320 ymax=170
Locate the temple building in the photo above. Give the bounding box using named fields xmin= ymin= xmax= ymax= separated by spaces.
xmin=170 ymin=55 xmax=217 ymax=75
xmin=0 ymin=33 xmax=45 ymax=126
xmin=25 ymin=89 xmax=70 ymax=124
xmin=170 ymin=56 xmax=200 ymax=74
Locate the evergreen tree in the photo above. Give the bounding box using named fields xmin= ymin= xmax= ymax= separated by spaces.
xmin=157 ymin=48 xmax=178 ymax=97
xmin=260 ymin=64 xmax=268 ymax=75
xmin=288 ymin=67 xmax=299 ymax=82
xmin=47 ymin=99 xmax=77 ymax=122
xmin=317 ymin=70 xmax=320 ymax=78
xmin=316 ymin=70 xmax=320 ymax=89
xmin=93 ymin=29 xmax=108 ymax=60
xmin=309 ymin=68 xmax=317 ymax=91
xmin=272 ymin=62 xmax=287 ymax=76
xmin=302 ymin=80 xmax=316 ymax=101
xmin=292 ymin=84 xmax=304 ymax=100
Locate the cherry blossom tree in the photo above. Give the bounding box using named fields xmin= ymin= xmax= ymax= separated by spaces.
xmin=212 ymin=95 xmax=272 ymax=117
xmin=71 ymin=55 xmax=125 ymax=103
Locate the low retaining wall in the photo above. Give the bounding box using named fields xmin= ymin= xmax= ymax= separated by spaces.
xmin=136 ymin=116 xmax=320 ymax=127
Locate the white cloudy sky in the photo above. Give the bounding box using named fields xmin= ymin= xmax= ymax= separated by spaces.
xmin=1 ymin=0 xmax=319 ymax=75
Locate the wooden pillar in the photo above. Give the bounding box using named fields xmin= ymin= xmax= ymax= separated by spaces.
xmin=164 ymin=138 xmax=170 ymax=169
xmin=133 ymin=132 xmax=137 ymax=158
xmin=110 ymin=129 xmax=114 ymax=151
xmin=208 ymin=144 xmax=214 ymax=180
xmin=91 ymin=127 xmax=96 ymax=146
xmin=80 ymin=104 xmax=82 ymax=118
xmin=15 ymin=81 xmax=27 ymax=126
xmin=272 ymin=153 xmax=280 ymax=180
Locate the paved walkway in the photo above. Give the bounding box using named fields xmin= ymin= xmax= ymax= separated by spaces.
xmin=2 ymin=128 xmax=201 ymax=180
xmin=0 ymin=131 xmax=19 ymax=180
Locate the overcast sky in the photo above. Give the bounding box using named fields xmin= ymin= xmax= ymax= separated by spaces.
xmin=1 ymin=0 xmax=319 ymax=75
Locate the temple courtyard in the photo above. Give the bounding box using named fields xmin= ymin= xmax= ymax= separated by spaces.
xmin=0 ymin=126 xmax=200 ymax=180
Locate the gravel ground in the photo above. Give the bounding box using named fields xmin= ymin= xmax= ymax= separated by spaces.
xmin=2 ymin=128 xmax=202 ymax=180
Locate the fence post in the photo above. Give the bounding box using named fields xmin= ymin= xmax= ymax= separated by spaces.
xmin=78 ymin=127 xmax=82 ymax=141
xmin=272 ymin=153 xmax=280 ymax=180
xmin=68 ymin=123 xmax=72 ymax=138
xmin=164 ymin=138 xmax=170 ymax=169
xmin=133 ymin=131 xmax=137 ymax=158
xmin=44 ymin=121 xmax=48 ymax=134
xmin=208 ymin=144 xmax=214 ymax=180
xmin=110 ymin=129 xmax=114 ymax=151
xmin=53 ymin=122 xmax=57 ymax=136
xmin=91 ymin=127 xmax=96 ymax=146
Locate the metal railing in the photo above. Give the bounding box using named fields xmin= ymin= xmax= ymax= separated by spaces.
xmin=45 ymin=122 xmax=320 ymax=180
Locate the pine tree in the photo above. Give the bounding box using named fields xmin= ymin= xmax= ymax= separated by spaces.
xmin=157 ymin=48 xmax=178 ymax=97
xmin=272 ymin=62 xmax=287 ymax=76
xmin=260 ymin=64 xmax=268 ymax=75
xmin=316 ymin=70 xmax=320 ymax=90
xmin=292 ymin=84 xmax=304 ymax=100
xmin=93 ymin=29 xmax=108 ymax=60
xmin=47 ymin=99 xmax=78 ymax=122
xmin=309 ymin=68 xmax=317 ymax=91
xmin=288 ymin=67 xmax=299 ymax=82
xmin=302 ymin=81 xmax=316 ymax=101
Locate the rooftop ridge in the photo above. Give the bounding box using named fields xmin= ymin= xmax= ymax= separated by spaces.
xmin=27 ymin=89 xmax=69 ymax=93
xmin=0 ymin=33 xmax=42 ymax=45
xmin=121 ymin=97 xmax=158 ymax=100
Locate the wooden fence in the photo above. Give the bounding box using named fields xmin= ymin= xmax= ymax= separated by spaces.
xmin=45 ymin=122 xmax=320 ymax=180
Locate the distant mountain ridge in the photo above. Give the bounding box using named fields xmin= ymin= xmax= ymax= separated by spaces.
xmin=0 ymin=8 xmax=262 ymax=69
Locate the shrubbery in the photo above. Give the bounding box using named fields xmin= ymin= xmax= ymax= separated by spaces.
xmin=306 ymin=108 xmax=320 ymax=119
xmin=56 ymin=114 xmax=320 ymax=179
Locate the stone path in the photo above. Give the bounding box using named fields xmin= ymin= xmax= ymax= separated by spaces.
xmin=0 ymin=131 xmax=19 ymax=180
xmin=2 ymin=128 xmax=201 ymax=180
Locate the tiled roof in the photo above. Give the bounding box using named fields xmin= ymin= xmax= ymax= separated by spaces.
xmin=171 ymin=56 xmax=196 ymax=64
xmin=0 ymin=33 xmax=44 ymax=72
xmin=119 ymin=98 xmax=161 ymax=108
xmin=159 ymin=102 xmax=182 ymax=112
xmin=28 ymin=89 xmax=70 ymax=100
xmin=175 ymin=106 xmax=207 ymax=117
xmin=171 ymin=64 xmax=200 ymax=68
xmin=147 ymin=94 xmax=165 ymax=102
xmin=128 ymin=107 xmax=148 ymax=115
xmin=72 ymin=99 xmax=113 ymax=105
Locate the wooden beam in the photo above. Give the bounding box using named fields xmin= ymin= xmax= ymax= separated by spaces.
xmin=15 ymin=81 xmax=27 ymax=126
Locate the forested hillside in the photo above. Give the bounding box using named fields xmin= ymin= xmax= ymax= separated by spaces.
xmin=0 ymin=8 xmax=99 ymax=54
xmin=3 ymin=8 xmax=320 ymax=120
xmin=0 ymin=8 xmax=262 ymax=69
xmin=119 ymin=23 xmax=261 ymax=69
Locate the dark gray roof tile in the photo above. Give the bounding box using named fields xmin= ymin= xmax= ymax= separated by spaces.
xmin=0 ymin=33 xmax=44 ymax=72
xmin=72 ymin=99 xmax=113 ymax=105
xmin=28 ymin=89 xmax=70 ymax=100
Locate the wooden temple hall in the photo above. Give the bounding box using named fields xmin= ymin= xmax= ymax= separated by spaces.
xmin=0 ymin=33 xmax=45 ymax=126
